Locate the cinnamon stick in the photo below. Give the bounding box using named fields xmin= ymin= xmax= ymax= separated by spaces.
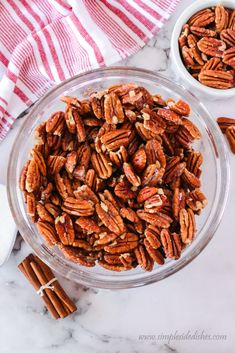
xmin=18 ymin=257 xmax=60 ymax=319
xmin=30 ymin=261 xmax=68 ymax=318
xmin=34 ymin=256 xmax=77 ymax=314
xmin=18 ymin=254 xmax=77 ymax=320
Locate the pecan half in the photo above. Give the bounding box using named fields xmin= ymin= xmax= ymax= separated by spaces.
xmin=182 ymin=168 xmax=201 ymax=189
xmin=34 ymin=122 xmax=46 ymax=144
xmin=54 ymin=173 xmax=68 ymax=199
xmin=61 ymin=131 xmax=77 ymax=152
xmin=223 ymin=47 xmax=235 ymax=68
xmin=217 ymin=117 xmax=235 ymax=133
xmin=167 ymin=99 xmax=190 ymax=116
xmin=46 ymin=112 xmax=65 ymax=136
xmin=179 ymin=24 xmax=190 ymax=48
xmin=36 ymin=203 xmax=54 ymax=223
xmin=120 ymin=207 xmax=139 ymax=223
xmin=74 ymin=185 xmax=99 ymax=204
xmin=61 ymin=95 xmax=89 ymax=110
xmin=186 ymin=151 xmax=203 ymax=177
xmin=145 ymin=139 xmax=166 ymax=167
xmin=188 ymin=9 xmax=215 ymax=27
xmin=55 ymin=213 xmax=75 ymax=245
xmin=197 ymin=37 xmax=226 ymax=58
xmin=74 ymin=110 xmax=86 ymax=142
xmin=121 ymin=86 xmax=153 ymax=109
xmin=76 ymin=217 xmax=101 ymax=234
xmin=26 ymin=193 xmax=36 ymax=221
xmin=25 ymin=159 xmax=41 ymax=193
xmin=64 ymin=107 xmax=76 ymax=134
xmin=96 ymin=201 xmax=125 ymax=235
xmin=145 ymin=225 xmax=161 ymax=249
xmin=47 ymin=155 xmax=66 ymax=175
xmin=179 ymin=208 xmax=196 ymax=244
xmin=98 ymin=260 xmax=127 ymax=272
xmin=101 ymin=129 xmax=131 ymax=152
xmin=94 ymin=232 xmax=119 ymax=246
xmin=114 ymin=179 xmax=136 ymax=200
xmin=142 ymin=108 xmax=166 ymax=134
xmin=142 ymin=163 xmax=165 ymax=186
xmin=62 ymin=197 xmax=94 ymax=216
xmin=198 ymin=70 xmax=233 ymax=89
xmin=137 ymin=210 xmax=172 ymax=228
xmin=91 ymin=151 xmax=112 ymax=179
xmin=190 ymin=26 xmax=216 ymax=38
xmin=123 ymin=162 xmax=141 ymax=187
xmin=65 ymin=151 xmax=77 ymax=175
xmin=201 ymin=57 xmax=223 ymax=71
xmin=104 ymin=233 xmax=138 ymax=254
xmin=183 ymin=118 xmax=201 ymax=141
xmin=119 ymin=253 xmax=135 ymax=269
xmin=160 ymin=230 xmax=182 ymax=260
xmin=74 ymin=143 xmax=91 ymax=181
xmin=226 ymin=125 xmax=235 ymax=153
xmin=157 ymin=108 xmax=182 ymax=125
xmin=215 ymin=4 xmax=229 ymax=32
xmin=137 ymin=186 xmax=158 ymax=203
xmin=131 ymin=147 xmax=147 ymax=173
xmin=90 ymin=93 xmax=104 ymax=119
xmin=190 ymin=46 xmax=205 ymax=66
xmin=135 ymin=122 xmax=159 ymax=141
xmin=72 ymin=240 xmax=92 ymax=251
xmin=134 ymin=245 xmax=154 ymax=271
xmin=229 ymin=10 xmax=235 ymax=30
xmin=186 ymin=189 xmax=208 ymax=212
xmin=181 ymin=45 xmax=195 ymax=67
xmin=59 ymin=244 xmax=95 ymax=267
xmin=84 ymin=117 xmax=102 ymax=127
xmin=164 ymin=157 xmax=186 ymax=184
xmin=31 ymin=148 xmax=47 ymax=176
xmin=19 ymin=161 xmax=30 ymax=191
xmin=36 ymin=221 xmax=58 ymax=246
xmin=172 ymin=188 xmax=186 ymax=220
xmin=44 ymin=202 xmax=60 ymax=218
xmin=41 ymin=182 xmax=53 ymax=202
xmin=144 ymin=194 xmax=166 ymax=213
xmin=221 ymin=29 xmax=235 ymax=47
xmin=144 ymin=239 xmax=164 ymax=265
xmin=109 ymin=146 xmax=128 ymax=168
xmin=104 ymin=92 xmax=124 ymax=124
xmin=187 ymin=34 xmax=197 ymax=48
xmin=100 ymin=189 xmax=120 ymax=211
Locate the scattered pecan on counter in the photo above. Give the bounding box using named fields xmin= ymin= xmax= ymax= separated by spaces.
xmin=217 ymin=117 xmax=235 ymax=153
xmin=19 ymin=84 xmax=207 ymax=272
xmin=179 ymin=4 xmax=235 ymax=89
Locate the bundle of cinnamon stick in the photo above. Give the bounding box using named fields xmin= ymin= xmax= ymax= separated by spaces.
xmin=18 ymin=254 xmax=77 ymax=319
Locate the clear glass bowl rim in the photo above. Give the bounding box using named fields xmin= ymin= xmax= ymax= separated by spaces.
xmin=7 ymin=67 xmax=230 ymax=289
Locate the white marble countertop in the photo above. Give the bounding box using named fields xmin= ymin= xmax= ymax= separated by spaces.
xmin=1 ymin=1 xmax=235 ymax=352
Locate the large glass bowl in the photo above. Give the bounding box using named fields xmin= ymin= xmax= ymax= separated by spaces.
xmin=7 ymin=67 xmax=230 ymax=289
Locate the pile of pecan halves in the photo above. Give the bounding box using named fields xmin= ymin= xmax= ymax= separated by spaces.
xmin=179 ymin=4 xmax=235 ymax=89
xmin=19 ymin=83 xmax=207 ymax=272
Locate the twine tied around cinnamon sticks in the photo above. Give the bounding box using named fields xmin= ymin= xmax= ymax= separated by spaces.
xmin=18 ymin=254 xmax=77 ymax=319
xmin=36 ymin=277 xmax=57 ymax=297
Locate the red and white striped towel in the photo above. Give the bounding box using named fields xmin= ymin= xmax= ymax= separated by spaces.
xmin=0 ymin=0 xmax=180 ymax=142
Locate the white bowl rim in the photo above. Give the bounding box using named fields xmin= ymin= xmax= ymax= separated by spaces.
xmin=171 ymin=0 xmax=235 ymax=98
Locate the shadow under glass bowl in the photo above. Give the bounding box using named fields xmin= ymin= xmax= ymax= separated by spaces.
xmin=7 ymin=67 xmax=230 ymax=289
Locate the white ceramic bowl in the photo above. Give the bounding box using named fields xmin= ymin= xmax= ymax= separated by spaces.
xmin=171 ymin=0 xmax=235 ymax=98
